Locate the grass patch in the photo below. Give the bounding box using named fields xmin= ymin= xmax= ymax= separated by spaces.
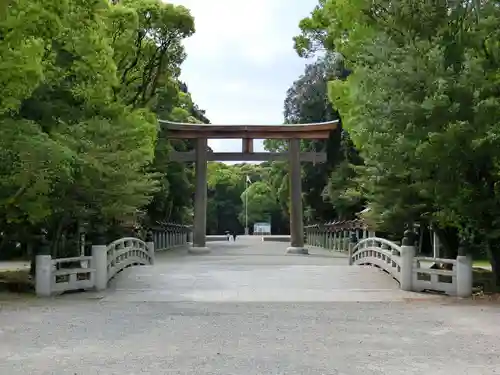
xmin=0 ymin=269 xmax=34 ymax=294
xmin=418 ymin=259 xmax=491 ymax=269
xmin=473 ymin=267 xmax=498 ymax=294
xmin=473 ymin=260 xmax=491 ymax=268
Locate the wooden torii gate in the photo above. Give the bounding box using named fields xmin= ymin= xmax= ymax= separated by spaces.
xmin=160 ymin=120 xmax=339 ymax=255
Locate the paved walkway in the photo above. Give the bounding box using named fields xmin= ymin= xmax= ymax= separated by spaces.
xmin=0 ymin=236 xmax=500 ymax=374
xmin=107 ymin=236 xmax=420 ymax=302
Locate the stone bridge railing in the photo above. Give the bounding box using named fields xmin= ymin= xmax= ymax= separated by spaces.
xmin=36 ymin=224 xmax=191 ymax=297
xmin=306 ymin=222 xmax=473 ymax=297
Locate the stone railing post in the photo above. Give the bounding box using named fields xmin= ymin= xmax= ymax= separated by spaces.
xmin=35 ymin=230 xmax=52 ymax=297
xmin=184 ymin=226 xmax=189 ymax=245
xmin=456 ymin=239 xmax=473 ymax=297
xmin=35 ymin=255 xmax=52 ymax=297
xmin=348 ymin=232 xmax=358 ymax=266
xmin=146 ymin=230 xmax=155 ymax=265
xmin=343 ymin=230 xmax=348 ymax=251
xmin=157 ymin=230 xmax=163 ymax=250
xmin=153 ymin=230 xmax=158 ymax=250
xmin=166 ymin=226 xmax=171 ymax=248
xmin=92 ymin=226 xmax=108 ymax=292
xmin=400 ymin=229 xmax=416 ymax=291
xmin=188 ymin=227 xmax=193 ymax=244
xmin=162 ymin=227 xmax=167 ymax=249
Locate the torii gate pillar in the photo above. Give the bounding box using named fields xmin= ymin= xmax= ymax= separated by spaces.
xmin=189 ymin=138 xmax=210 ymax=254
xmin=287 ymin=138 xmax=307 ymax=254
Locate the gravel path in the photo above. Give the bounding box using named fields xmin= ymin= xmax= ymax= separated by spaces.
xmin=0 ymin=237 xmax=499 ymax=374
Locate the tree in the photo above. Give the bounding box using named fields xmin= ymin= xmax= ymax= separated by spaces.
xmin=109 ymin=0 xmax=195 ymax=108
xmin=206 ymin=162 xmax=244 ymax=234
xmin=264 ymin=52 xmax=360 ymax=223
xmin=240 ymin=181 xmax=280 ymax=230
xmin=295 ymin=0 xmax=500 ymax=283
xmin=0 ymin=0 xmax=199 ymax=262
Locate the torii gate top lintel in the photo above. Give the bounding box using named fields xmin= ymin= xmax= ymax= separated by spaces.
xmin=159 ymin=119 xmax=339 ymax=139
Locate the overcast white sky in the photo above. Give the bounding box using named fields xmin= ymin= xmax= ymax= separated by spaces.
xmin=169 ymin=0 xmax=317 ymax=156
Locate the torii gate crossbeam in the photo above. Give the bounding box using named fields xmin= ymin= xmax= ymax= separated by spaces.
xmin=160 ymin=119 xmax=339 ymax=255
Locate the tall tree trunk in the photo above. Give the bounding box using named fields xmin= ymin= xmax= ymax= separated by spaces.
xmin=29 ymin=241 xmax=36 ymax=277
xmin=0 ymin=233 xmax=9 ymax=254
xmin=51 ymin=214 xmax=69 ymax=258
xmin=486 ymin=240 xmax=500 ymax=288
xmin=434 ymin=226 xmax=459 ymax=258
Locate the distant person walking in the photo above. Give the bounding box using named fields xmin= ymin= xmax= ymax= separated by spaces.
xmin=232 ymin=232 xmax=237 ymax=242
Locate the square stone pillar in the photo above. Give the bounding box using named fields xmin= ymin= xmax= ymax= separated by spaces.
xmin=287 ymin=138 xmax=308 ymax=255
xmin=432 ymin=230 xmax=440 ymax=258
xmin=190 ymin=138 xmax=210 ymax=254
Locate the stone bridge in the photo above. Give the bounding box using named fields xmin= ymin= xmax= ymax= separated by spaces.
xmin=106 ymin=236 xmax=428 ymax=303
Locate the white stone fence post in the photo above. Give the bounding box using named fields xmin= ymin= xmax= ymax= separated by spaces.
xmin=400 ymin=230 xmax=416 ymax=291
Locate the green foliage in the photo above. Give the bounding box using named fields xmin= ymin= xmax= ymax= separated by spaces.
xmin=264 ymin=52 xmax=360 ymax=223
xmin=240 ymin=181 xmax=280 ymax=227
xmin=110 ymin=0 xmax=194 ymax=107
xmin=0 ymin=0 xmax=199 ymax=258
xmin=295 ymin=0 xmax=500 ymax=282
xmin=203 ymin=162 xmax=289 ymax=235
xmin=0 ymin=119 xmax=72 ymax=224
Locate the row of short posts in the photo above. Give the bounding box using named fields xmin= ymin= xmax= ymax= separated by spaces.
xmin=305 ymin=224 xmax=375 ymax=252
xmin=152 ymin=224 xmax=192 ymax=251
